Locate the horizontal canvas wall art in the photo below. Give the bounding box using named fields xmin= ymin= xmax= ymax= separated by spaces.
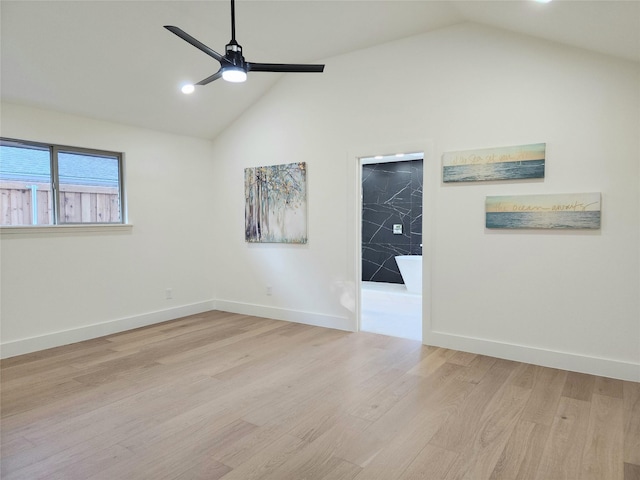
xmin=486 ymin=193 xmax=601 ymax=229
xmin=443 ymin=143 xmax=545 ymax=183
xmin=245 ymin=162 xmax=307 ymax=243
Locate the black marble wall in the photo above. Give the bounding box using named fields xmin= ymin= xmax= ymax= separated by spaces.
xmin=362 ymin=159 xmax=423 ymax=284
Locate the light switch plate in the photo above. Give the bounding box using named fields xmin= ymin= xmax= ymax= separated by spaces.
xmin=393 ymin=224 xmax=402 ymax=234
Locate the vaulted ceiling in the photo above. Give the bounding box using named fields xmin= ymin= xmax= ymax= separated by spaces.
xmin=2 ymin=1 xmax=639 ymax=140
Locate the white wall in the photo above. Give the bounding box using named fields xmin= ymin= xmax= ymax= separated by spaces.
xmin=210 ymin=23 xmax=640 ymax=381
xmin=0 ymin=103 xmax=217 ymax=356
xmin=2 ymin=23 xmax=638 ymax=381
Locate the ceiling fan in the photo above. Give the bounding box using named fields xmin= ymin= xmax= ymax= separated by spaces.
xmin=165 ymin=0 xmax=325 ymax=91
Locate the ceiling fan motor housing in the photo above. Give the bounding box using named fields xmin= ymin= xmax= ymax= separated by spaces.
xmin=225 ymin=41 xmax=246 ymax=70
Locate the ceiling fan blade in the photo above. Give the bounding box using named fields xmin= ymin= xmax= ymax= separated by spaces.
xmin=164 ymin=25 xmax=224 ymax=63
xmin=195 ymin=70 xmax=224 ymax=86
xmin=247 ymin=62 xmax=325 ymax=73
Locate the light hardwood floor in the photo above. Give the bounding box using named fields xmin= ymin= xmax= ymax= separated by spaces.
xmin=1 ymin=311 xmax=639 ymax=480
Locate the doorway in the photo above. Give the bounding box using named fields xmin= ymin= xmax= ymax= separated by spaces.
xmin=359 ymin=151 xmax=424 ymax=341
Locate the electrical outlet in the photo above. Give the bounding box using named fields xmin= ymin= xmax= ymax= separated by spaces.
xmin=266 ymin=285 xmax=272 ymax=296
xmin=165 ymin=288 xmax=173 ymax=300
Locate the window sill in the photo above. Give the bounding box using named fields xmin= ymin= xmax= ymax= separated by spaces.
xmin=0 ymin=224 xmax=134 ymax=236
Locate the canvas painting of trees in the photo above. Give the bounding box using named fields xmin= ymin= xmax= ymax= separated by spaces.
xmin=245 ymin=162 xmax=307 ymax=243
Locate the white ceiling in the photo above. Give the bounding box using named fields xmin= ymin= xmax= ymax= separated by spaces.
xmin=2 ymin=1 xmax=639 ymax=140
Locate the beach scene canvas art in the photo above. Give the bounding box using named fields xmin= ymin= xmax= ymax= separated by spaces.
xmin=486 ymin=193 xmax=601 ymax=229
xmin=245 ymin=162 xmax=307 ymax=243
xmin=443 ymin=143 xmax=545 ymax=183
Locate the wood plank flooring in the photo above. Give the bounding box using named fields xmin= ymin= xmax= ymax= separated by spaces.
xmin=1 ymin=310 xmax=639 ymax=479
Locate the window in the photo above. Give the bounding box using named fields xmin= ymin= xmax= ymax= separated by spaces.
xmin=0 ymin=138 xmax=124 ymax=226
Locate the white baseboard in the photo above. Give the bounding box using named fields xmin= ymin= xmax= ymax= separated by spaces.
xmin=215 ymin=300 xmax=354 ymax=332
xmin=0 ymin=300 xmax=216 ymax=359
xmin=426 ymin=330 xmax=640 ymax=382
xmin=5 ymin=302 xmax=636 ymax=383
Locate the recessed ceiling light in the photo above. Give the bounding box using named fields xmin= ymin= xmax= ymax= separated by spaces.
xmin=181 ymin=84 xmax=195 ymax=94
xmin=534 ymin=0 xmax=552 ymax=3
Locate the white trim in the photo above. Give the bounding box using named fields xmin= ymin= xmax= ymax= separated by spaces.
xmin=0 ymin=224 xmax=133 ymax=236
xmin=215 ymin=300 xmax=353 ymax=332
xmin=347 ymin=139 xmax=435 ymax=338
xmin=3 ymin=299 xmax=637 ymax=381
xmin=426 ymin=330 xmax=640 ymax=382
xmin=0 ymin=300 xmax=215 ymax=359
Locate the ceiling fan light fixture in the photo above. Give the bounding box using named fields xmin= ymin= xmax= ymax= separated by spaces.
xmin=222 ymin=68 xmax=247 ymax=83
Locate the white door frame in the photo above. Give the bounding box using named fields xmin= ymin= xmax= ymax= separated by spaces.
xmin=347 ymin=140 xmax=436 ymax=344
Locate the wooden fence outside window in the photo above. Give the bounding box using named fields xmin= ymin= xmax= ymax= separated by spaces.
xmin=1 ymin=181 xmax=120 ymax=225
